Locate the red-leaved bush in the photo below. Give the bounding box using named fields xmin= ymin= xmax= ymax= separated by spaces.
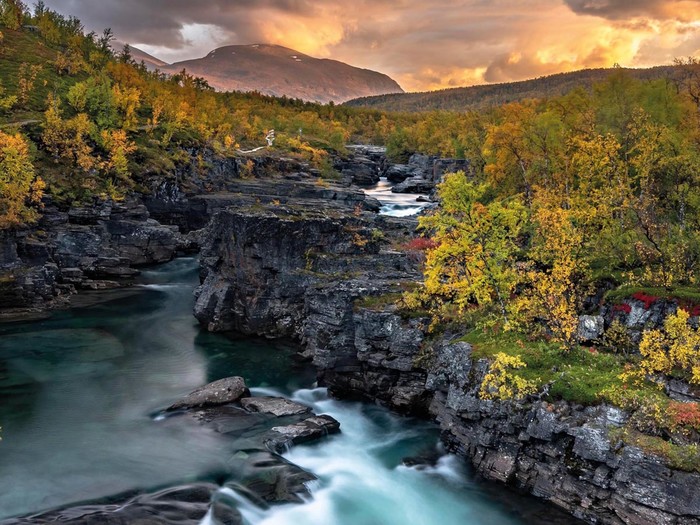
xmin=613 ymin=303 xmax=632 ymax=314
xmin=403 ymin=237 xmax=439 ymax=251
xmin=631 ymin=292 xmax=659 ymax=310
xmin=667 ymin=401 xmax=700 ymax=431
xmin=680 ymin=303 xmax=700 ymax=317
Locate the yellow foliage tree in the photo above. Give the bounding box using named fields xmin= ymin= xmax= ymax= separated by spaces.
xmin=16 ymin=63 xmax=41 ymax=109
xmin=480 ymin=352 xmax=538 ymax=400
xmin=112 ymin=84 xmax=141 ymax=130
xmin=100 ymin=129 xmax=136 ymax=189
xmin=0 ymin=131 xmax=44 ymax=228
xmin=42 ymin=99 xmax=96 ymax=173
xmin=415 ymin=172 xmax=527 ymax=327
xmin=512 ymin=189 xmax=590 ymax=349
xmin=638 ymin=309 xmax=700 ymax=384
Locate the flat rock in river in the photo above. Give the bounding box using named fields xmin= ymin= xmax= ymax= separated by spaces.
xmin=167 ymin=376 xmax=250 ymax=410
xmin=266 ymin=415 xmax=341 ymax=452
xmin=240 ymin=396 xmax=311 ymax=417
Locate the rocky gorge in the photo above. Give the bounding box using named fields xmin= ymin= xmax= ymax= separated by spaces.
xmin=2 ymin=147 xmax=699 ymax=525
xmin=191 ymin=188 xmax=700 ymax=524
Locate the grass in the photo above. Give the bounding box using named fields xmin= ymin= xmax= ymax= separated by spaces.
xmin=354 ymin=292 xmax=403 ymax=311
xmin=353 ymin=285 xmax=431 ymax=320
xmin=0 ymin=28 xmax=83 ymax=124
xmin=459 ymin=329 xmax=630 ymax=405
xmin=605 ymin=285 xmax=700 ymax=305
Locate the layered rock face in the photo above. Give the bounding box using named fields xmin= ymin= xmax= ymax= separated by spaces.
xmin=194 ymin=198 xmax=700 ymax=525
xmin=0 ymin=149 xmax=382 ymax=315
xmin=192 ymin=193 xmax=435 ymax=415
xmin=0 ymin=198 xmax=185 ymax=312
xmin=428 ymin=343 xmax=700 ymax=525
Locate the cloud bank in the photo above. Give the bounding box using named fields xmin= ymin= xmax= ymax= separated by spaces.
xmin=43 ymin=0 xmax=700 ymax=91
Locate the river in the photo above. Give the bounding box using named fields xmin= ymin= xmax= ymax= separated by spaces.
xmin=0 ymin=258 xmax=576 ymax=524
xmin=363 ymin=178 xmax=430 ymax=217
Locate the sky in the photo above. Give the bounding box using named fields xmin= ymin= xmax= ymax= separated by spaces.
xmin=42 ymin=0 xmax=700 ymax=92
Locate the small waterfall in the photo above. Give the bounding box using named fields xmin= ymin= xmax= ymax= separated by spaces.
xmin=363 ymin=178 xmax=431 ymax=217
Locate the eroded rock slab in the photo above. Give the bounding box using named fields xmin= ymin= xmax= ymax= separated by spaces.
xmin=266 ymin=415 xmax=341 ymax=452
xmin=240 ymin=396 xmax=311 ymax=417
xmin=167 ymin=376 xmax=250 ymax=411
xmin=226 ymin=450 xmax=317 ymax=503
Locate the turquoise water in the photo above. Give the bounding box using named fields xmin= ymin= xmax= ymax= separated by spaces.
xmin=0 ymin=258 xmax=576 ymax=524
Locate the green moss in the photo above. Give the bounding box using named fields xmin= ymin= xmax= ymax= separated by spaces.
xmin=610 ymin=427 xmax=700 ymax=473
xmin=459 ymin=329 xmax=631 ymax=405
xmin=354 ymin=292 xmax=403 ymax=311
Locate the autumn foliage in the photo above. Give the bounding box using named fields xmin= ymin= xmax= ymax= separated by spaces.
xmin=637 ymin=309 xmax=700 ymax=385
xmin=0 ymin=131 xmax=44 ymax=227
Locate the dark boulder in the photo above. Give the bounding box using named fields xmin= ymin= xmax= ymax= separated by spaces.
xmin=391 ymin=177 xmax=436 ymax=194
xmin=384 ymin=164 xmax=413 ymax=183
xmin=265 ymin=415 xmax=341 ymax=452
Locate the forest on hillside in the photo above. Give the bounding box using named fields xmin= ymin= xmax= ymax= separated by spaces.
xmin=345 ymin=64 xmax=700 ymax=112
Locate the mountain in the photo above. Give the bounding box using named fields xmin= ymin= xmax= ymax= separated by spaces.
xmin=344 ymin=66 xmax=689 ymax=112
xmin=113 ymin=42 xmax=169 ymax=70
xmin=157 ymin=44 xmax=403 ymax=104
xmin=129 ymin=46 xmax=169 ymax=70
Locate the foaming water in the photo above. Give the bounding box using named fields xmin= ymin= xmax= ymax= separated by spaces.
xmin=213 ymin=388 xmax=554 ymax=525
xmin=364 ymin=178 xmax=430 ymax=217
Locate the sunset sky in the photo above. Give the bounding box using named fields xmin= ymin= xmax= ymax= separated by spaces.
xmin=43 ymin=0 xmax=700 ymax=92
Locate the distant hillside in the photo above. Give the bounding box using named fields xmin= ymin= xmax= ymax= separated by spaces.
xmin=113 ymin=42 xmax=169 ymax=70
xmin=344 ymin=66 xmax=688 ymax=112
xmin=129 ymin=47 xmax=168 ymax=70
xmin=157 ymin=44 xmax=403 ymax=104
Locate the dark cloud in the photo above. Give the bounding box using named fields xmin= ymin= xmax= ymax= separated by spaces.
xmin=484 ymin=53 xmax=562 ymax=83
xmin=564 ymin=0 xmax=700 ymax=21
xmin=44 ymin=1 xmax=313 ymax=48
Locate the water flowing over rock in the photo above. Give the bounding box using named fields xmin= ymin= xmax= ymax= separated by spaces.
xmin=388 ymin=154 xmax=472 ymax=194
xmin=1 ymin=484 xmax=242 ymax=525
xmin=3 ymin=374 xmax=341 ymax=524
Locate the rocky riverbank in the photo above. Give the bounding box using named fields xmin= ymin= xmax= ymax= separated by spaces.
xmin=341 ymin=144 xmax=471 ymax=194
xmin=192 ymin=187 xmax=700 ymax=525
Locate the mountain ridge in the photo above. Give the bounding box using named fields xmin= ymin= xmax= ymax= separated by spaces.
xmin=344 ymin=65 xmax=693 ymax=112
xmin=127 ymin=43 xmax=403 ymax=104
